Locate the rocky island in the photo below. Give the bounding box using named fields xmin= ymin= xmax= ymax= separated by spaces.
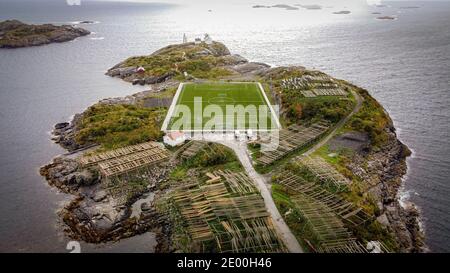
xmin=333 ymin=10 xmax=351 ymax=15
xmin=377 ymin=16 xmax=397 ymax=20
xmin=252 ymin=4 xmax=299 ymax=10
xmin=41 ymin=40 xmax=425 ymax=253
xmin=0 ymin=20 xmax=90 ymax=48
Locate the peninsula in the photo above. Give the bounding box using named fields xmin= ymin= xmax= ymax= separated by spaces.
xmin=41 ymin=40 xmax=425 ymax=253
xmin=0 ymin=20 xmax=90 ymax=48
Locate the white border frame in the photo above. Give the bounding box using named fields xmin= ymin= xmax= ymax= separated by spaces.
xmin=161 ymin=82 xmax=281 ymax=132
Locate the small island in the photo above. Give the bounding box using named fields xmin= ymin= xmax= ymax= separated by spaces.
xmin=298 ymin=4 xmax=323 ymax=10
xmin=377 ymin=16 xmax=397 ymax=20
xmin=252 ymin=5 xmax=271 ymax=9
xmin=272 ymin=4 xmax=299 ymax=10
xmin=252 ymin=4 xmax=299 ymax=10
xmin=41 ymin=39 xmax=425 ymax=253
xmin=399 ymin=6 xmax=420 ymax=9
xmin=333 ymin=10 xmax=351 ymax=15
xmin=0 ymin=20 xmax=90 ymax=48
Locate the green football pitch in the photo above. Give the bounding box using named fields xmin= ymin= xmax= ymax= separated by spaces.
xmin=164 ymin=82 xmax=279 ymax=131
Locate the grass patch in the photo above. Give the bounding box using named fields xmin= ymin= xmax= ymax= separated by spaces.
xmin=145 ymin=86 xmax=178 ymax=99
xmin=345 ymin=87 xmax=391 ymax=147
xmin=75 ymin=104 xmax=166 ymax=151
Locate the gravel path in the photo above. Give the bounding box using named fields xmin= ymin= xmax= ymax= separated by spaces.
xmin=217 ymin=140 xmax=304 ymax=253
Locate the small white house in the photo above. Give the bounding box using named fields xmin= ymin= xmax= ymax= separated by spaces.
xmin=194 ymin=38 xmax=202 ymax=44
xmin=164 ymin=131 xmax=186 ymax=147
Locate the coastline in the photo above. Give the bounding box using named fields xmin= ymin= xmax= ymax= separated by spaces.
xmin=400 ymin=153 xmax=428 ymax=251
xmin=40 ymin=41 xmax=425 ymax=252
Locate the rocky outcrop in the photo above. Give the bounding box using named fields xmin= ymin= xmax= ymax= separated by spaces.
xmin=41 ymin=154 xmax=175 ymax=251
xmin=51 ymin=114 xmax=85 ymax=152
xmin=345 ymin=128 xmax=425 ymax=252
xmin=258 ymin=65 xmax=306 ymax=78
xmin=40 ymin=157 xmax=99 ymax=194
xmin=0 ymin=20 xmax=90 ymax=48
xmin=61 ymin=196 xmax=171 ymax=247
xmin=105 ymin=41 xmax=269 ymax=85
xmin=151 ymin=41 xmax=231 ymax=57
xmin=131 ymin=71 xmax=176 ymax=86
xmin=230 ymin=62 xmax=271 ymax=75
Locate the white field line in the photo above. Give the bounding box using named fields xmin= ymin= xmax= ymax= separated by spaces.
xmin=257 ymin=82 xmax=281 ymax=130
xmin=161 ymin=82 xmax=184 ymax=131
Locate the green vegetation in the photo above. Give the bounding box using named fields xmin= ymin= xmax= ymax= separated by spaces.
xmin=280 ymin=91 xmax=354 ymax=125
xmin=261 ymin=68 xmax=355 ymax=125
xmin=158 ymin=143 xmax=247 ymax=252
xmin=75 ymin=104 xmax=166 ymax=150
xmin=271 ymin=184 xmax=316 ymax=252
xmin=167 ymin=82 xmax=277 ymax=130
xmin=307 ymin=144 xmax=400 ymax=250
xmin=169 ymin=143 xmax=242 ymax=181
xmin=185 ymin=143 xmax=239 ymax=168
xmin=121 ymin=42 xmax=233 ymax=80
xmin=258 ymin=70 xmax=400 ymax=251
xmin=311 ymin=145 xmax=378 ymax=213
xmin=345 ymin=87 xmax=391 ymax=147
xmin=253 ymin=141 xmax=317 ymax=174
xmin=271 ymin=166 xmax=399 ymax=252
xmin=145 ymin=86 xmax=178 ymax=99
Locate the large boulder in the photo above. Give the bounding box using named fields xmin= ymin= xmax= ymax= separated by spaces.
xmin=54 ymin=122 xmax=69 ymax=130
xmin=220 ymin=54 xmax=248 ymax=65
xmin=106 ymin=66 xmax=136 ymax=77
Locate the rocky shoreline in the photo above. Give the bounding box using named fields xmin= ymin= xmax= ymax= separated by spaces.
xmin=0 ymin=20 xmax=90 ymax=48
xmin=40 ymin=155 xmax=176 ymax=252
xmin=345 ymin=128 xmax=426 ymax=252
xmin=40 ymin=41 xmax=425 ymax=252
